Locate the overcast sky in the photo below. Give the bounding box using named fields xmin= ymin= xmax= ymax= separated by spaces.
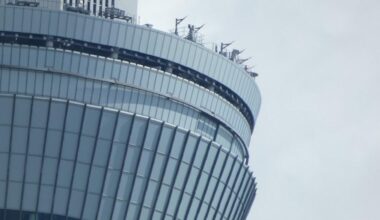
xmin=138 ymin=0 xmax=380 ymax=219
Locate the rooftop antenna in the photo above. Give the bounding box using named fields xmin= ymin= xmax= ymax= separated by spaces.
xmin=220 ymin=41 xmax=234 ymax=53
xmin=185 ymin=24 xmax=205 ymax=42
xmin=195 ymin=24 xmax=205 ymax=32
xmin=244 ymin=65 xmax=254 ymax=71
xmin=175 ymin=16 xmax=187 ymax=35
xmin=230 ymin=49 xmax=245 ymax=61
xmin=244 ymin=65 xmax=259 ymax=77
xmin=237 ymin=57 xmax=252 ymax=65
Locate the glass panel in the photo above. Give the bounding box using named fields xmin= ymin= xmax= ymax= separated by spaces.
xmin=48 ymin=101 xmax=67 ymax=130
xmin=128 ymin=117 xmax=147 ymax=147
xmin=156 ymin=125 xmax=175 ymax=155
xmin=162 ymin=157 xmax=178 ymax=185
xmin=22 ymin=184 xmax=38 ymax=211
xmin=117 ymin=24 xmax=127 ymax=47
xmin=168 ymin=38 xmax=178 ymax=61
xmin=132 ymin=27 xmax=143 ymax=51
xmin=104 ymin=61 xmax=113 ymax=79
xmin=57 ymin=160 xmax=74 ymax=188
xmin=147 ymin=31 xmax=158 ymax=54
xmin=173 ymin=162 xmax=188 ymax=190
xmin=41 ymin=158 xmax=58 ymax=185
xmin=205 ymin=177 xmax=217 ymax=203
xmin=117 ymin=173 xmax=133 ymax=200
xmin=181 ymin=134 xmax=197 ymax=163
xmin=139 ymin=29 xmax=150 ymax=52
xmin=7 ymin=182 xmax=22 ymax=209
xmin=150 ymin=154 xmax=165 ymax=181
xmin=57 ymin=12 xmax=68 ymax=36
xmin=0 ymin=153 xmax=8 ymax=180
xmin=53 ymin=188 xmax=69 ymax=216
xmin=109 ymin=143 xmax=126 ymax=170
xmin=78 ymin=136 xmax=96 ymax=164
xmin=45 ymin=130 xmax=62 ymax=157
xmin=130 ymin=176 xmax=145 ymax=203
xmin=88 ymin=166 xmax=105 ymax=194
xmin=93 ymin=139 xmax=112 ymax=167
xmin=28 ymin=128 xmax=45 ymax=156
xmin=9 ymin=154 xmax=24 ymax=182
xmin=101 ymin=20 xmax=111 ymax=44
xmin=213 ymin=150 xmax=227 ymax=178
xmin=136 ymin=149 xmax=153 ymax=178
xmin=66 ymin=14 xmax=76 ymax=38
xmin=193 ymin=139 xmax=209 ymax=168
xmin=123 ymin=147 xmax=140 ymax=173
xmin=126 ymin=203 xmax=138 ymax=220
xmin=161 ymin=35 xmax=171 ymax=58
xmin=73 ymin=163 xmax=90 ymax=191
xmin=156 ymin=184 xmax=169 ymax=211
xmin=38 ymin=185 xmax=54 ymax=212
xmin=95 ymin=59 xmax=105 ymax=78
xmin=48 ymin=11 xmax=59 ymax=35
xmin=203 ymin=145 xmax=218 ymax=174
xmin=114 ymin=113 xmax=133 ymax=143
xmin=99 ymin=111 xmax=117 ymax=140
xmin=216 ymin=125 xmax=233 ymax=150
xmin=12 ymin=127 xmax=28 ymax=154
xmin=82 ymin=107 xmax=101 ymax=137
xmin=61 ymin=133 xmax=79 ymax=160
xmin=154 ymin=33 xmax=164 ymax=56
xmin=83 ymin=194 xmax=99 ymax=220
xmin=103 ymin=170 xmax=119 ymax=196
xmin=112 ymin=200 xmax=127 ymax=220
xmin=75 ymin=16 xmax=85 ymax=39
xmin=68 ymin=190 xmax=84 ymax=217
xmin=125 ymin=25 xmax=135 ymax=49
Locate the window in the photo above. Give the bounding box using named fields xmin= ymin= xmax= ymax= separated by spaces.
xmin=196 ymin=115 xmax=217 ymax=140
xmin=215 ymin=125 xmax=233 ymax=150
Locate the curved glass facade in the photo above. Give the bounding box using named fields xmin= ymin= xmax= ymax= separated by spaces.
xmin=0 ymin=3 xmax=260 ymax=220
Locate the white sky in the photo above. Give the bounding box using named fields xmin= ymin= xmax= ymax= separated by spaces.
xmin=138 ymin=0 xmax=380 ymax=219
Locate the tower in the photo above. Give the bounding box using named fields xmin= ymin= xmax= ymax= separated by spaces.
xmin=0 ymin=0 xmax=261 ymax=219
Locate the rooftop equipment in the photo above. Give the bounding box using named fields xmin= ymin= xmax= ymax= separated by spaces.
xmin=219 ymin=42 xmax=233 ymax=57
xmin=104 ymin=7 xmax=133 ymax=22
xmin=236 ymin=57 xmax=251 ymax=65
xmin=175 ymin=17 xmax=187 ymax=35
xmin=7 ymin=0 xmax=39 ymax=7
xmin=185 ymin=24 xmax=205 ymax=42
xmin=230 ymin=49 xmax=245 ymax=61
xmin=244 ymin=65 xmax=259 ymax=77
xmin=64 ymin=4 xmax=90 ymax=15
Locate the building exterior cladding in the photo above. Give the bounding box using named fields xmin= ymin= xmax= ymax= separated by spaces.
xmin=0 ymin=1 xmax=261 ymax=220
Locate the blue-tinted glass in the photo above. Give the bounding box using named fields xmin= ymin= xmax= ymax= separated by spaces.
xmin=66 ymin=15 xmax=76 ymax=38
xmin=6 ymin=210 xmax=20 ymax=219
xmin=48 ymin=12 xmax=59 ymax=35
xmin=38 ymin=213 xmax=51 ymax=220
xmin=161 ymin=35 xmax=171 ymax=58
xmin=22 ymin=212 xmax=36 ymax=220
xmin=140 ymin=29 xmax=150 ymax=52
xmin=101 ymin=20 xmax=111 ymax=44
xmin=71 ymin=54 xmax=80 ymax=73
xmin=132 ymin=28 xmax=142 ymax=51
xmin=68 ymin=190 xmax=84 ymax=217
xmin=75 ymin=16 xmax=85 ymax=39
xmin=125 ymin=26 xmax=135 ymax=49
xmin=84 ymin=18 xmax=94 ymax=40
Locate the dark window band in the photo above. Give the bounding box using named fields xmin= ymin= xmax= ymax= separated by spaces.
xmin=0 ymin=31 xmax=256 ymax=130
xmin=0 ymin=209 xmax=79 ymax=220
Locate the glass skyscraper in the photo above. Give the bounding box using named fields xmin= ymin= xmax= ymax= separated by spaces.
xmin=0 ymin=0 xmax=261 ymax=219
